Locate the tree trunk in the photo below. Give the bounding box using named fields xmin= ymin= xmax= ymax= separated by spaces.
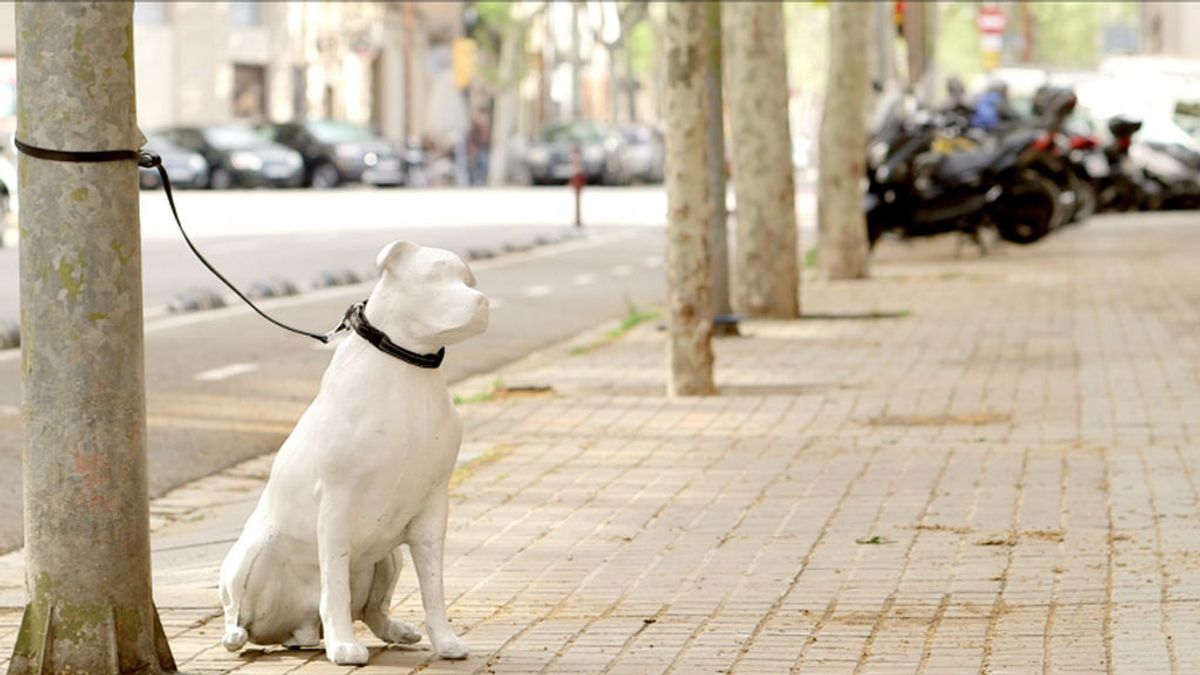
xmin=704 ymin=1 xmax=732 ymax=322
xmin=11 ymin=2 xmax=176 ymax=673
xmin=488 ymin=20 xmax=521 ymax=186
xmin=818 ymin=1 xmax=871 ymax=280
xmin=664 ymin=1 xmax=716 ymax=397
xmin=722 ymin=1 xmax=799 ymax=318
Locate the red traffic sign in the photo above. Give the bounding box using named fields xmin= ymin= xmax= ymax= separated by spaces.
xmin=977 ymin=5 xmax=1007 ymax=34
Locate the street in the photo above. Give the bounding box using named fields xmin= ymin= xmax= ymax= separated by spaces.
xmin=0 ymin=186 xmax=687 ymax=553
xmin=0 ymin=183 xmax=817 ymax=553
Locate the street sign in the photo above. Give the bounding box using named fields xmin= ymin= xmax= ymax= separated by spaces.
xmin=977 ymin=5 xmax=1007 ymax=35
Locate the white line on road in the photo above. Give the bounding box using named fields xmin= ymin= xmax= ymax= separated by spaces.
xmin=642 ymin=255 xmax=663 ymax=268
xmin=612 ymin=264 xmax=632 ymax=277
xmin=572 ymin=273 xmax=595 ymax=285
xmin=194 ymin=362 xmax=260 ymax=382
xmin=523 ymin=285 xmax=552 ymax=298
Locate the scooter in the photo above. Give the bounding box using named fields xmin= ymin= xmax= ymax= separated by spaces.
xmin=865 ymin=107 xmax=1058 ymax=249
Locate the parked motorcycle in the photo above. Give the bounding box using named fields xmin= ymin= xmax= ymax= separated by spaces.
xmin=865 ymin=107 xmax=1058 ymax=248
xmin=1093 ymin=116 xmax=1155 ymax=212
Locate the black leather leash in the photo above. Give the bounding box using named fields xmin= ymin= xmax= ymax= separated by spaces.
xmin=13 ymin=137 xmax=445 ymax=369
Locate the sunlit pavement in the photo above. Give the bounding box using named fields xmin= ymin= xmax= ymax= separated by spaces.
xmin=1 ymin=210 xmax=1195 ymax=672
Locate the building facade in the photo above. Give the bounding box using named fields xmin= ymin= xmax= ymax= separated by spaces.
xmin=0 ymin=1 xmax=466 ymax=145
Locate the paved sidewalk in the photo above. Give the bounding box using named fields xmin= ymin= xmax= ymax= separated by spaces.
xmin=1 ymin=212 xmax=1199 ymax=673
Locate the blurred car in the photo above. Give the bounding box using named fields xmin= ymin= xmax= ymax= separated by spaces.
xmin=0 ymin=139 xmax=16 ymax=237
xmin=138 ymin=134 xmax=209 ymax=189
xmin=605 ymin=125 xmax=664 ymax=185
xmin=260 ymin=120 xmax=404 ymax=188
xmin=525 ymin=121 xmax=620 ymax=185
xmin=156 ymin=124 xmax=304 ymax=189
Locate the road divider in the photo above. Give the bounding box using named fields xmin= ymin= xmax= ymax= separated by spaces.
xmin=168 ymin=288 xmax=227 ymax=314
xmin=311 ymin=268 xmax=364 ymax=289
xmin=247 ymin=276 xmax=300 ymax=300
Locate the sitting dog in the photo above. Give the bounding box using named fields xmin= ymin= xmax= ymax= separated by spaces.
xmin=219 ymin=240 xmax=488 ymax=665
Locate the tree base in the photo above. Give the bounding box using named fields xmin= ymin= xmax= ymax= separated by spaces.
xmin=7 ymin=598 xmax=177 ymax=675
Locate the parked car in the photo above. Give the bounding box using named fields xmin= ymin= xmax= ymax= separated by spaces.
xmin=139 ymin=134 xmax=209 ymax=189
xmin=605 ymin=125 xmax=664 ymax=185
xmin=259 ymin=120 xmax=404 ymax=188
xmin=525 ymin=122 xmax=620 ymax=185
xmin=156 ymin=124 xmax=304 ymax=189
xmin=0 ymin=138 xmax=17 ymax=239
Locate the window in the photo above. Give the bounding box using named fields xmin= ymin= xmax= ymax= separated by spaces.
xmin=232 ymin=64 xmax=268 ymax=120
xmin=229 ymin=2 xmax=262 ymax=27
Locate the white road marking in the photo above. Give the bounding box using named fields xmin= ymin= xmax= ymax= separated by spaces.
xmin=612 ymin=264 xmax=632 ymax=277
xmin=572 ymin=273 xmax=595 ymax=285
xmin=194 ymin=362 xmax=260 ymax=382
xmin=642 ymin=255 xmax=663 ymax=268
xmin=523 ymin=285 xmax=552 ymax=298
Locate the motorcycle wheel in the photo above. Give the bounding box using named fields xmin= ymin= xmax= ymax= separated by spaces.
xmin=995 ymin=173 xmax=1056 ymax=244
xmin=1063 ymin=167 xmax=1097 ymax=223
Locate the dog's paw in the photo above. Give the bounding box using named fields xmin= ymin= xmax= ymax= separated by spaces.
xmin=385 ymin=619 xmax=422 ymax=645
xmin=432 ymin=633 xmax=469 ymax=660
xmin=222 ymin=626 xmax=248 ymax=652
xmin=326 ymin=639 xmax=370 ymax=665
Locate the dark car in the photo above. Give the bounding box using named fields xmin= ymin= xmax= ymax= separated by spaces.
xmin=525 ymin=122 xmax=621 ymax=185
xmin=157 ymin=124 xmax=304 ymax=189
xmin=606 ymin=125 xmax=664 ymax=185
xmin=260 ymin=120 xmax=404 ymax=188
xmin=139 ymin=134 xmax=209 ymax=190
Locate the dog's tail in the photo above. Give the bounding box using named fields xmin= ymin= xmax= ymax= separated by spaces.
xmin=219 ymin=537 xmax=258 ymax=652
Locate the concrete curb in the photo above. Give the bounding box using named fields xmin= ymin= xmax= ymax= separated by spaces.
xmin=128 ymin=306 xmax=650 ymax=536
xmin=154 ymin=228 xmax=587 ymax=319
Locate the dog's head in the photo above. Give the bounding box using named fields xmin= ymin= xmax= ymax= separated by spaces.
xmin=365 ymin=240 xmax=489 ymax=350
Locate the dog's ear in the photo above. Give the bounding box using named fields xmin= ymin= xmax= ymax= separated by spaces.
xmin=376 ymin=240 xmax=419 ymax=273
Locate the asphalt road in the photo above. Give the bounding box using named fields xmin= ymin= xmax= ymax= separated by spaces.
xmin=0 ymin=216 xmax=666 ymax=552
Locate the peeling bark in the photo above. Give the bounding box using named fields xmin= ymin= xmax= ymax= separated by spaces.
xmin=722 ymin=1 xmax=799 ymax=319
xmin=11 ymin=2 xmax=175 ymax=673
xmin=664 ymin=1 xmax=715 ymax=397
xmin=818 ymin=1 xmax=871 ymax=280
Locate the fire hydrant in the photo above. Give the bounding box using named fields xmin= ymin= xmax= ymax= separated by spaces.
xmin=570 ymin=145 xmax=585 ymax=228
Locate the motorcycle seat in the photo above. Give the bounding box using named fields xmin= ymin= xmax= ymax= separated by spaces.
xmin=935 ymin=150 xmax=999 ymax=183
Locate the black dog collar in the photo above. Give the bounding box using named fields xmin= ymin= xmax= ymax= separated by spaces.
xmin=344 ymin=301 xmax=445 ymax=369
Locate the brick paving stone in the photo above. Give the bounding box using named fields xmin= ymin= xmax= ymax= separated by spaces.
xmin=2 ymin=214 xmax=1199 ymax=673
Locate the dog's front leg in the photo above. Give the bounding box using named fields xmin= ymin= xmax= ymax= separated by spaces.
xmin=409 ymin=492 xmax=468 ymax=660
xmin=317 ymin=497 xmax=369 ymax=665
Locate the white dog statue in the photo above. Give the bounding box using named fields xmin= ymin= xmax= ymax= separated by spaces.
xmin=219 ymin=240 xmax=488 ymax=665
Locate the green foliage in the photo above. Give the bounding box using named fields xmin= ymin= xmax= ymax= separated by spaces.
xmin=938 ymin=0 xmax=1143 ymax=77
xmin=1031 ymin=2 xmax=1139 ymax=69
xmin=937 ymin=1 xmax=985 ymax=81
xmin=627 ymin=20 xmax=654 ymax=76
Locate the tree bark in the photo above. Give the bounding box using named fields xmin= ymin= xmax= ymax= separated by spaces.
xmin=818 ymin=1 xmax=871 ymax=280
xmin=488 ymin=18 xmax=521 ymax=186
xmin=664 ymin=1 xmax=715 ymax=397
xmin=11 ymin=2 xmax=176 ymax=673
xmin=722 ymin=1 xmax=799 ymax=319
xmin=703 ymin=2 xmax=732 ymax=323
